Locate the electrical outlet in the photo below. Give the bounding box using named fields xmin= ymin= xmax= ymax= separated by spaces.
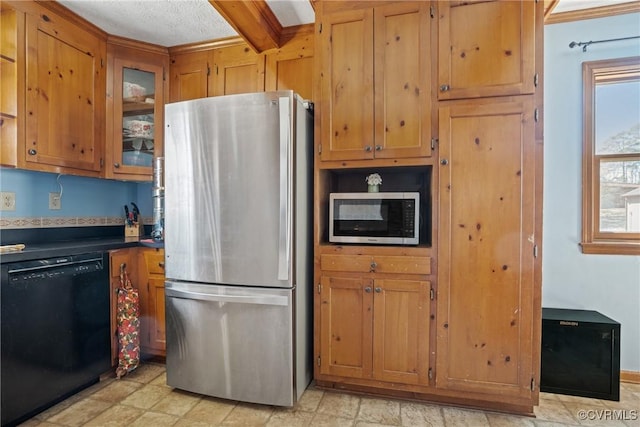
xmin=49 ymin=192 xmax=61 ymax=210
xmin=0 ymin=192 xmax=16 ymax=211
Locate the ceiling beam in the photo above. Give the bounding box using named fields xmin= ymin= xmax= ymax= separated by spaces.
xmin=209 ymin=0 xmax=282 ymax=53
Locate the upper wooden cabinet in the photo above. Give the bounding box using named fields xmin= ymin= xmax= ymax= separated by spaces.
xmin=265 ymin=31 xmax=314 ymax=100
xmin=169 ymin=49 xmax=210 ymax=102
xmin=22 ymin=4 xmax=106 ymax=176
xmin=105 ymin=40 xmax=168 ymax=181
xmin=318 ymin=2 xmax=431 ymax=162
xmin=0 ymin=4 xmax=20 ymax=167
xmin=436 ymin=1 xmax=536 ymax=100
xmin=212 ymin=43 xmax=265 ymax=96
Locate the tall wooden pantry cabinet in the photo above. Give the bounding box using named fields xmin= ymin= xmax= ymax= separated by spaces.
xmin=313 ymin=0 xmax=543 ymax=415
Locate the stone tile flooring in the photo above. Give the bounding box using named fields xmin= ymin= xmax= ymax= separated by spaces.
xmin=17 ymin=363 xmax=640 ymax=426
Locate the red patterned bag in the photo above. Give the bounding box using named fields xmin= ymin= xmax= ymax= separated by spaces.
xmin=115 ymin=264 xmax=140 ymax=379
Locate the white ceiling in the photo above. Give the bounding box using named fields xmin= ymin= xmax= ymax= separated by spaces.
xmin=57 ymin=0 xmax=635 ymax=48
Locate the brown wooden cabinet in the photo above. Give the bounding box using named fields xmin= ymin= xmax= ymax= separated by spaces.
xmin=212 ymin=43 xmax=265 ymax=96
xmin=0 ymin=4 xmax=20 ymax=167
xmin=317 ymin=247 xmax=432 ymax=385
xmin=317 ymin=2 xmax=431 ymax=162
xmin=314 ymin=0 xmax=543 ymax=415
xmin=108 ymin=248 xmax=139 ymax=367
xmin=105 ymin=39 xmax=169 ymax=181
xmin=169 ymin=49 xmax=210 ymax=102
xmin=21 ymin=2 xmax=106 ymax=176
xmin=436 ymin=1 xmax=536 ymax=100
xmin=169 ymin=33 xmax=314 ymax=103
xmin=436 ymin=98 xmax=537 ymax=404
xmin=139 ymin=247 xmax=166 ymax=356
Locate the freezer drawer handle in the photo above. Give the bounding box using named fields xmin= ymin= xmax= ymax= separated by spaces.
xmin=165 ymin=288 xmax=289 ymax=306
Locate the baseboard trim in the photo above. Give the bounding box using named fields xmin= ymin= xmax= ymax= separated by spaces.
xmin=621 ymin=370 xmax=640 ymax=384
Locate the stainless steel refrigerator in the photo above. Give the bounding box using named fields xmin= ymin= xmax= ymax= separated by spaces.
xmin=163 ymin=91 xmax=313 ymax=407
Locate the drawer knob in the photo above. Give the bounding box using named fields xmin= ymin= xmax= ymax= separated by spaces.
xmin=158 ymin=262 xmax=165 ymax=268
xmin=370 ymin=261 xmax=377 ymax=269
xmin=440 ymin=159 xmax=449 ymax=165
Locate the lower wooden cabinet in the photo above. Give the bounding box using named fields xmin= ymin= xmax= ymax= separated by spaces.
xmin=139 ymin=247 xmax=166 ymax=357
xmin=109 ymin=247 xmax=165 ymax=364
xmin=316 ymin=247 xmax=433 ymax=387
xmin=319 ymin=274 xmax=431 ymax=385
xmin=108 ymin=248 xmax=139 ymax=367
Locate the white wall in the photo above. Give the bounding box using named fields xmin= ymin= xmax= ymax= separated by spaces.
xmin=544 ymin=13 xmax=640 ymax=372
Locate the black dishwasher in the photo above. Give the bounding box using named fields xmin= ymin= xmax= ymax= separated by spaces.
xmin=1 ymin=252 xmax=111 ymax=427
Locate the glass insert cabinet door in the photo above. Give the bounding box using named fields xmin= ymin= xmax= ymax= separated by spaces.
xmin=113 ymin=58 xmax=164 ymax=174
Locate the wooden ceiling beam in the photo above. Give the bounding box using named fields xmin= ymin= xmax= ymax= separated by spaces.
xmin=209 ymin=0 xmax=282 ymax=53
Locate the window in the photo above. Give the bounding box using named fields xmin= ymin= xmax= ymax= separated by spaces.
xmin=581 ymin=57 xmax=640 ymax=255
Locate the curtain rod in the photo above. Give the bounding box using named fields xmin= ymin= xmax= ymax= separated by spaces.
xmin=569 ymin=35 xmax=640 ymax=52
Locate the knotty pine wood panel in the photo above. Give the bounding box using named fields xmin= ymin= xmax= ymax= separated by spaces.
xmin=373 ymin=278 xmax=430 ymax=385
xmin=320 ymin=274 xmax=373 ymax=379
xmin=437 ymin=1 xmax=535 ymax=100
xmin=374 ymin=2 xmax=431 ymax=159
xmin=319 ymin=8 xmax=374 ymax=161
xmin=437 ymin=99 xmax=535 ymax=398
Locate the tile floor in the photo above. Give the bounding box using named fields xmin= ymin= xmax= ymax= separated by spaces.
xmin=17 ymin=363 xmax=640 ymax=427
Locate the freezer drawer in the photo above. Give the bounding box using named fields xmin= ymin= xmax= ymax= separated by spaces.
xmin=165 ymin=281 xmax=296 ymax=406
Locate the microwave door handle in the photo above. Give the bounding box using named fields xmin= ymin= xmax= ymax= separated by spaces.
xmin=277 ymin=96 xmax=291 ymax=281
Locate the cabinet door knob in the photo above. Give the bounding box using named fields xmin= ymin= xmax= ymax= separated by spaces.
xmin=364 ymin=286 xmax=372 ymax=293
xmin=364 ymin=145 xmax=372 ymax=152
xmin=375 ymin=287 xmax=382 ymax=293
xmin=375 ymin=145 xmax=382 ymax=151
xmin=440 ymin=159 xmax=449 ymax=165
xmin=114 ymin=163 xmax=120 ymax=168
xmin=159 ymin=262 xmax=165 ymax=268
xmin=28 ymin=149 xmax=37 ymax=156
xmin=370 ymin=261 xmax=377 ymax=269
xmin=440 ymin=84 xmax=450 ymax=92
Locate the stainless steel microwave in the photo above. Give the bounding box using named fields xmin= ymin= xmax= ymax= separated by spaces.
xmin=329 ymin=192 xmax=420 ymax=245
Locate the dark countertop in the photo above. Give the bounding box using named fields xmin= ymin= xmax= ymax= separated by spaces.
xmin=0 ymin=226 xmax=164 ymax=264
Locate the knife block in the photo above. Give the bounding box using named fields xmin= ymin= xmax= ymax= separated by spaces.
xmin=124 ymin=223 xmax=141 ymax=240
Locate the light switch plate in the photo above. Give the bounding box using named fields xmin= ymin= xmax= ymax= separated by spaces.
xmin=0 ymin=192 xmax=16 ymax=211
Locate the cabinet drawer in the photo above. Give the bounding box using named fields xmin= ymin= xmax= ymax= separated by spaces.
xmin=143 ymin=249 xmax=165 ymax=275
xmin=320 ymin=254 xmax=431 ymax=275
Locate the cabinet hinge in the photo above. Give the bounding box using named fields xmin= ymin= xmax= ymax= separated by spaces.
xmin=207 ymin=66 xmax=210 ymax=77
xmin=216 ymin=65 xmax=219 ymax=75
xmin=431 ymin=138 xmax=438 ymax=151
xmin=430 ymin=5 xmax=435 ymax=18
xmin=317 ymin=356 xmax=321 ymax=367
xmin=531 ymin=378 xmax=536 ymax=391
xmin=319 ymin=23 xmax=322 ymax=34
xmin=318 ymin=143 xmax=322 ymax=155
xmin=534 ymin=73 xmax=539 ymax=87
xmin=163 ymin=67 xmax=166 ymax=82
xmin=428 ymin=367 xmax=433 ymax=380
xmin=430 ymin=287 xmax=434 ymax=301
xmin=534 ymin=108 xmax=539 ymax=122
xmin=533 ymin=245 xmax=539 ymax=258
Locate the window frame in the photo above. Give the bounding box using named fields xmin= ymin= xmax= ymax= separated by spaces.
xmin=581 ymin=56 xmax=640 ymax=255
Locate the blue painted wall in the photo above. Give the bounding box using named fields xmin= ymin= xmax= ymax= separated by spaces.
xmin=544 ymin=13 xmax=640 ymax=371
xmin=0 ymin=168 xmax=152 ymax=219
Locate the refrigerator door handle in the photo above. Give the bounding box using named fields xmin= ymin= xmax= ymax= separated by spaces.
xmin=277 ymin=96 xmax=291 ymax=281
xmin=165 ymin=288 xmax=289 ymax=306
